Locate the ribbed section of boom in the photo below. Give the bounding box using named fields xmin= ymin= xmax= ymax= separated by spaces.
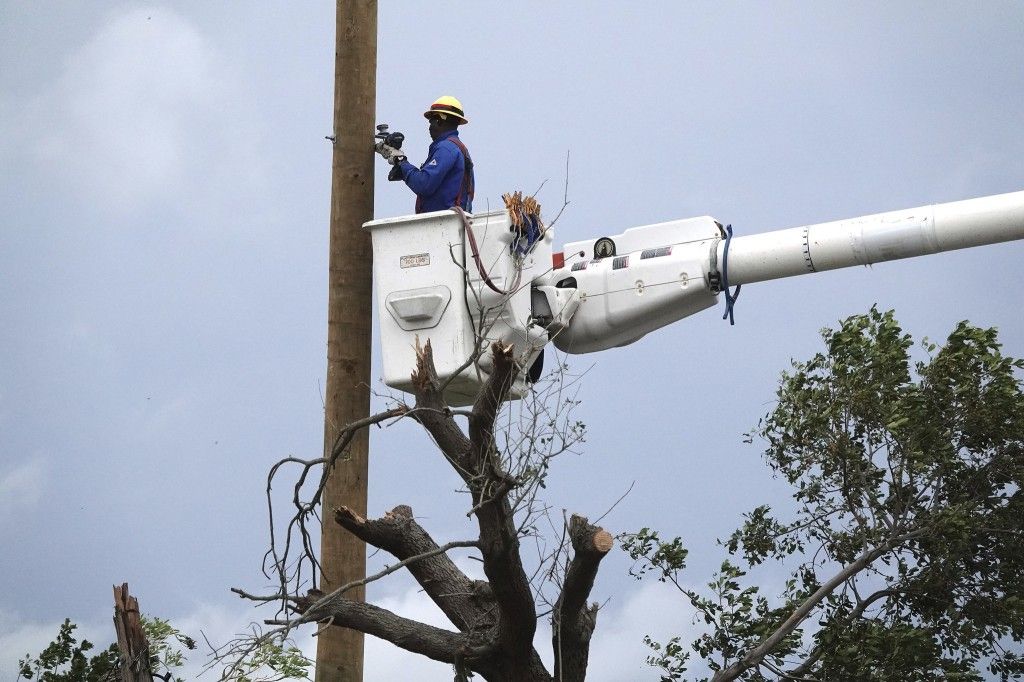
xmin=721 ymin=190 xmax=1024 ymax=286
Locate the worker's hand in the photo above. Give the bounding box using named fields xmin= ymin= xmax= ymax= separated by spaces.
xmin=375 ymin=142 xmax=406 ymax=166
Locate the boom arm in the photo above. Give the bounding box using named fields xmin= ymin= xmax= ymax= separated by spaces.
xmin=723 ymin=191 xmax=1024 ymax=286
xmin=543 ymin=190 xmax=1024 ymax=354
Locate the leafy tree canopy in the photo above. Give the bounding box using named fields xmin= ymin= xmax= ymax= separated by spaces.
xmin=18 ymin=617 xmax=195 ymax=682
xmin=18 ymin=616 xmax=311 ymax=682
xmin=624 ymin=308 xmax=1024 ymax=681
xmin=18 ymin=619 xmax=119 ymax=682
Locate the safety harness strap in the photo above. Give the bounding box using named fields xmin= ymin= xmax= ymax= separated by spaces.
xmin=446 ymin=137 xmax=475 ymax=210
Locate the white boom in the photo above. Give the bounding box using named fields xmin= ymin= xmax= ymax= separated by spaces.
xmin=546 ymin=190 xmax=1024 ymax=354
xmin=366 ymin=190 xmax=1024 ymax=404
xmin=723 ymin=191 xmax=1024 ymax=286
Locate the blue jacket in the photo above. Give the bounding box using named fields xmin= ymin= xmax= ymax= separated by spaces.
xmin=397 ymin=130 xmax=474 ymax=213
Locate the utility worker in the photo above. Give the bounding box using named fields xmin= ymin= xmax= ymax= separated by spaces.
xmin=376 ymin=95 xmax=474 ymax=213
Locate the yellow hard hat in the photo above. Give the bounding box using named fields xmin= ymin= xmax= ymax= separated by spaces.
xmin=423 ymin=95 xmax=469 ymax=124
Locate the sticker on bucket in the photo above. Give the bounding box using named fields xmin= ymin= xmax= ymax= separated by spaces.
xmin=400 ymin=253 xmax=430 ymax=268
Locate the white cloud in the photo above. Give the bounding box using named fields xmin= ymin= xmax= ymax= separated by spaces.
xmin=12 ymin=6 xmax=263 ymax=218
xmin=585 ymin=581 xmax=704 ymax=681
xmin=0 ymin=615 xmax=60 ymax=677
xmin=0 ymin=456 xmax=48 ymax=522
xmin=364 ymin=588 xmax=453 ymax=681
xmin=172 ymin=601 xmax=306 ymax=680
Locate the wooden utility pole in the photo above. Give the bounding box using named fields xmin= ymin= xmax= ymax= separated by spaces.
xmin=317 ymin=1 xmax=376 ymax=681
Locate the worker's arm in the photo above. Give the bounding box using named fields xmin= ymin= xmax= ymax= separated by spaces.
xmin=398 ymin=144 xmax=460 ymax=197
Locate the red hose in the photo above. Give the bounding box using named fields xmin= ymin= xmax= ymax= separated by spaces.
xmin=451 ymin=207 xmax=521 ymax=296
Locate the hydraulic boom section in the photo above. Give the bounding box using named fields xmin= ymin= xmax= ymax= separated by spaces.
xmin=721 ymin=190 xmax=1024 ymax=286
xmin=366 ymin=190 xmax=1024 ymax=404
xmin=547 ymin=190 xmax=1024 ymax=354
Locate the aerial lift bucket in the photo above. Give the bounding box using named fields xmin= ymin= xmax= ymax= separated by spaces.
xmin=365 ymin=209 xmax=553 ymax=406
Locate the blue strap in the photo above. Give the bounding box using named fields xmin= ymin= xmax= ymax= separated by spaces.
xmin=513 ymin=214 xmax=542 ymax=256
xmin=721 ymin=224 xmax=742 ymax=325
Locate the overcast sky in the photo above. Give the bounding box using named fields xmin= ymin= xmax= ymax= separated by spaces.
xmin=2 ymin=2 xmax=1023 ymax=680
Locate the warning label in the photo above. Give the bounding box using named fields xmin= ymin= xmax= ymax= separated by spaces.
xmin=400 ymin=253 xmax=430 ymax=268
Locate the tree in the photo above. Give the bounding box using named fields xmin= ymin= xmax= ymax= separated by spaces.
xmin=18 ymin=619 xmax=119 ymax=682
xmin=18 ymin=617 xmax=194 ymax=682
xmin=625 ymin=308 xmax=1024 ymax=681
xmin=228 ymin=340 xmax=612 ymax=682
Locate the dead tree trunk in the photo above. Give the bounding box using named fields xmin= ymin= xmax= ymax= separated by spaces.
xmin=113 ymin=583 xmax=154 ymax=682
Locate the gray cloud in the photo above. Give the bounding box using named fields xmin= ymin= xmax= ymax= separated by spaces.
xmin=10 ymin=6 xmax=265 ymax=221
xmin=0 ymin=456 xmax=47 ymax=523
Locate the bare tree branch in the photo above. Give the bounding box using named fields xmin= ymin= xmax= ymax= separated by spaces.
xmin=295 ymin=597 xmax=473 ymax=668
xmin=334 ymin=504 xmax=495 ymax=634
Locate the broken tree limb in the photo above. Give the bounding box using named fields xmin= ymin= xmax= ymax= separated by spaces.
xmin=112 ymin=583 xmax=154 ymax=682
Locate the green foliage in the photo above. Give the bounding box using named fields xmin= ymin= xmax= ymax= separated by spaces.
xmin=17 ymin=616 xmax=312 ymax=682
xmin=229 ymin=641 xmax=312 ymax=682
xmin=142 ymin=616 xmax=196 ymax=682
xmin=622 ymin=527 xmax=689 ymax=581
xmin=18 ymin=619 xmax=119 ymax=682
xmin=626 ymin=309 xmax=1024 ymax=680
xmin=18 ymin=616 xmax=195 ymax=682
xmin=644 ymin=635 xmax=690 ymax=681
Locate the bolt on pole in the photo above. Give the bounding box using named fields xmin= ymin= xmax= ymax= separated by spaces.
xmin=316 ymin=1 xmax=376 ymax=681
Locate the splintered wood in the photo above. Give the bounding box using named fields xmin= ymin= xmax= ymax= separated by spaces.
xmin=502 ymin=190 xmax=544 ymax=235
xmin=112 ymin=583 xmax=154 ymax=682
